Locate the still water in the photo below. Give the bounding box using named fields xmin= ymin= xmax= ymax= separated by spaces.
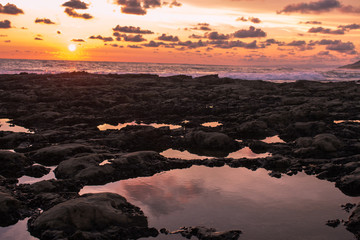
xmin=81 ymin=166 xmax=359 ymax=240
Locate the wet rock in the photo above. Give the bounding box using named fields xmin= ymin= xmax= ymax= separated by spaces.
xmin=336 ymin=172 xmax=360 ymax=196
xmin=30 ymin=143 xmax=94 ymax=166
xmin=28 ymin=192 xmax=158 ymax=240
xmin=313 ymin=134 xmax=342 ymax=152
xmin=342 ymin=203 xmax=356 ymax=213
xmin=24 ymin=164 xmax=50 ymax=178
xmin=0 ymin=150 xmax=31 ymax=178
xmin=54 ymin=154 xmax=101 ymax=179
xmin=249 ymin=140 xmax=269 ymax=153
xmin=326 ymin=219 xmax=340 ymax=228
xmin=171 ymin=226 xmax=241 ymax=240
xmin=237 ymin=120 xmax=269 ymax=139
xmin=185 ymin=131 xmax=237 ymax=151
xmin=0 ymin=190 xmax=21 ymax=227
xmin=346 ymin=203 xmax=360 ymax=239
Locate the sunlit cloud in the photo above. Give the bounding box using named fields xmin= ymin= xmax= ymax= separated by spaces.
xmin=0 ymin=3 xmax=24 ymax=15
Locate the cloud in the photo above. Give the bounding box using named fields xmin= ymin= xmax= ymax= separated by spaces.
xmin=157 ymin=34 xmax=179 ymax=42
xmin=72 ymin=39 xmax=85 ymax=42
xmin=192 ymin=23 xmax=211 ymax=31
xmin=34 ymin=37 xmax=43 ymax=40
xmin=278 ymin=0 xmax=360 ymax=14
xmin=89 ymin=35 xmax=114 ymax=42
xmin=115 ymin=0 xmax=181 ymax=15
xmin=0 ymin=20 xmax=11 ymax=28
xmin=325 ymin=41 xmax=356 ymax=54
xmin=249 ymin=17 xmax=261 ymax=24
xmin=233 ymin=26 xmax=267 ymax=38
xmin=287 ymin=40 xmax=306 ymax=46
xmin=128 ymin=44 xmax=143 ymax=48
xmin=35 ymin=18 xmax=56 ymax=24
xmin=113 ymin=25 xmax=153 ymax=34
xmin=236 ymin=17 xmax=248 ymax=22
xmin=4 ymin=40 xmax=10 ymax=43
xmin=206 ymin=31 xmax=230 ymax=40
xmin=177 ymin=40 xmax=207 ymax=49
xmin=62 ymin=0 xmax=89 ymax=9
xmin=299 ymin=20 xmax=322 ymax=24
xmin=212 ymin=40 xmax=262 ymax=49
xmin=277 ymin=0 xmax=340 ymax=14
xmin=144 ymin=40 xmax=166 ymax=47
xmin=122 ymin=34 xmax=146 ymax=42
xmin=308 ymin=26 xmax=344 ymax=34
xmin=338 ymin=23 xmax=360 ymax=30
xmin=189 ymin=34 xmax=204 ymax=39
xmin=64 ymin=7 xmax=93 ymax=19
xmin=263 ymin=38 xmax=285 ymax=46
xmin=0 ymin=34 xmax=7 ymax=37
xmin=0 ymin=3 xmax=24 ymax=15
xmin=57 ymin=31 xmax=62 ymax=34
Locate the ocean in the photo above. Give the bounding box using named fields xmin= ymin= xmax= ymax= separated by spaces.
xmin=1 ymin=58 xmax=360 ymax=82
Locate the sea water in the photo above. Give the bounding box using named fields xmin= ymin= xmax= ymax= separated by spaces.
xmin=1 ymin=58 xmax=360 ymax=82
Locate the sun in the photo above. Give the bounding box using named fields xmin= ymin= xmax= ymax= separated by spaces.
xmin=68 ymin=44 xmax=76 ymax=52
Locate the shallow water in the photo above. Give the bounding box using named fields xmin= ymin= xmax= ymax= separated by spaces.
xmin=0 ymin=119 xmax=33 ymax=133
xmin=334 ymin=120 xmax=360 ymax=124
xmin=17 ymin=166 xmax=56 ymax=185
xmin=160 ymin=147 xmax=270 ymax=160
xmin=98 ymin=121 xmax=182 ymax=131
xmin=201 ymin=121 xmax=222 ymax=127
xmin=81 ymin=166 xmax=359 ymax=240
xmin=261 ymin=135 xmax=285 ymax=144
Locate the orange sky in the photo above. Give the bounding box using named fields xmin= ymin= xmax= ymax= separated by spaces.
xmin=0 ymin=0 xmax=359 ymax=65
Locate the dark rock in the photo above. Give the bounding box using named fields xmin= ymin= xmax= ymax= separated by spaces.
xmin=30 ymin=143 xmax=94 ymax=166
xmin=336 ymin=172 xmax=360 ymax=196
xmin=0 ymin=190 xmax=21 ymax=227
xmin=326 ymin=219 xmax=340 ymax=228
xmin=313 ymin=134 xmax=342 ymax=152
xmin=184 ymin=131 xmax=237 ymax=151
xmin=0 ymin=150 xmax=31 ymax=178
xmin=171 ymin=226 xmax=241 ymax=240
xmin=24 ymin=164 xmax=50 ymax=178
xmin=346 ymin=203 xmax=360 ymax=239
xmin=28 ymin=192 xmax=157 ymax=240
xmin=342 ymin=203 xmax=356 ymax=213
xmin=237 ymin=120 xmax=269 ymax=139
xmin=54 ymin=154 xmax=101 ymax=179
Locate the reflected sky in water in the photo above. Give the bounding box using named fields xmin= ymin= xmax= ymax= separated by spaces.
xmin=81 ymin=166 xmax=360 ymax=240
xmin=98 ymin=121 xmax=182 ymax=131
xmin=0 ymin=119 xmax=33 ymax=134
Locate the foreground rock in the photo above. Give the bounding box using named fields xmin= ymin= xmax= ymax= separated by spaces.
xmin=169 ymin=226 xmax=241 ymax=240
xmin=0 ymin=151 xmax=31 ymax=178
xmin=0 ymin=189 xmax=21 ymax=227
xmin=28 ymin=192 xmax=158 ymax=239
xmin=346 ymin=203 xmax=360 ymax=239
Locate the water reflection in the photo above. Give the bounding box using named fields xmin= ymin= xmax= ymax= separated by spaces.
xmin=201 ymin=122 xmax=222 ymax=127
xmin=0 ymin=218 xmax=36 ymax=240
xmin=17 ymin=166 xmax=56 ymax=184
xmin=334 ymin=120 xmax=360 ymax=124
xmin=0 ymin=119 xmax=33 ymax=133
xmin=160 ymin=147 xmax=270 ymax=160
xmin=98 ymin=121 xmax=182 ymax=131
xmin=81 ymin=166 xmax=360 ymax=240
xmin=261 ymin=135 xmax=285 ymax=144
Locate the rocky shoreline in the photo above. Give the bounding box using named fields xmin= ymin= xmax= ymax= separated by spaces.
xmin=0 ymin=72 xmax=360 ymax=239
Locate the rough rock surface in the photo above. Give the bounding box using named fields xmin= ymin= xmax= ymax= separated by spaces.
xmin=28 ymin=192 xmax=158 ymax=239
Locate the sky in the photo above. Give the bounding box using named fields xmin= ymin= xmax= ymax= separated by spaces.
xmin=0 ymin=0 xmax=359 ymax=66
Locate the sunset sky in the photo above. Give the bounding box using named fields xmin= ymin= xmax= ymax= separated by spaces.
xmin=0 ymin=0 xmax=359 ymax=65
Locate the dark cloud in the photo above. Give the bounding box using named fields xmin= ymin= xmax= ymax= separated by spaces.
xmin=338 ymin=23 xmax=360 ymax=30
xmin=277 ymin=0 xmax=341 ymax=14
xmin=34 ymin=37 xmax=43 ymax=40
xmin=236 ymin=17 xmax=248 ymax=22
xmin=308 ymin=26 xmax=344 ymax=34
xmin=192 ymin=23 xmax=211 ymax=31
xmin=57 ymin=31 xmax=61 ymax=34
xmin=189 ymin=34 xmax=204 ymax=39
xmin=157 ymin=34 xmax=179 ymax=42
xmin=287 ymin=40 xmax=306 ymax=46
xmin=128 ymin=44 xmax=143 ymax=48
xmin=122 ymin=34 xmax=146 ymax=42
xmin=249 ymin=17 xmax=261 ymax=24
xmin=0 ymin=20 xmax=11 ymax=28
xmin=317 ymin=50 xmax=330 ymax=55
xmin=178 ymin=40 xmax=207 ymax=49
xmin=35 ymin=18 xmax=56 ymax=24
xmin=62 ymin=0 xmax=89 ymax=9
xmin=72 ymin=39 xmax=85 ymax=42
xmin=89 ymin=35 xmax=114 ymax=42
xmin=263 ymin=38 xmax=285 ymax=46
xmin=115 ymin=0 xmax=181 ymax=15
xmin=0 ymin=3 xmax=24 ymax=15
xmin=233 ymin=26 xmax=267 ymax=38
xmin=143 ymin=40 xmax=166 ymax=47
xmin=211 ymin=40 xmax=262 ymax=49
xmin=326 ymin=41 xmax=356 ymax=54
xmin=64 ymin=8 xmax=93 ymax=19
xmin=316 ymin=39 xmax=341 ymax=45
xmin=4 ymin=40 xmax=10 ymax=43
xmin=113 ymin=25 xmax=153 ymax=34
xmin=206 ymin=31 xmax=230 ymax=40
xmin=299 ymin=20 xmax=322 ymax=24
xmin=0 ymin=34 xmax=7 ymax=37
xmin=278 ymin=0 xmax=360 ymax=14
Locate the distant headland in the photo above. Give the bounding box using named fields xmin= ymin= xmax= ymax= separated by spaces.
xmin=339 ymin=60 xmax=360 ymax=69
